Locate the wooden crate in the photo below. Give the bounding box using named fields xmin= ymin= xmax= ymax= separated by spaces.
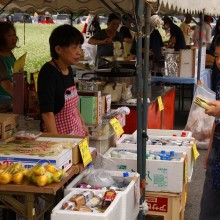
xmin=145 ymin=184 xmax=186 ymax=220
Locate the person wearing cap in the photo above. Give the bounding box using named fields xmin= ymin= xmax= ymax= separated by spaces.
xmin=193 ymin=15 xmax=213 ymax=47
xmin=180 ymin=14 xmax=192 ymax=45
xmin=162 ymin=16 xmax=186 ymax=51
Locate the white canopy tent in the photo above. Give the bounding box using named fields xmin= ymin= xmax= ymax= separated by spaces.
xmin=0 ymin=0 xmax=219 ymax=16
xmin=0 ymin=1 xmax=217 ymax=219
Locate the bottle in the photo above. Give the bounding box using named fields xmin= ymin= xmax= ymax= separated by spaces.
xmin=123 ymin=172 xmax=133 ymax=185
xmin=101 ymin=189 xmax=117 ymax=210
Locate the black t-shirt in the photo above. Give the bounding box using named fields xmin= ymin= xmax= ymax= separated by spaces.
xmin=119 ymin=25 xmax=132 ymax=41
xmin=37 ymin=62 xmax=74 ymax=114
xmin=130 ymin=29 xmax=164 ymax=59
xmin=170 ymin=23 xmax=187 ymax=51
xmin=90 ymin=29 xmax=123 ymax=58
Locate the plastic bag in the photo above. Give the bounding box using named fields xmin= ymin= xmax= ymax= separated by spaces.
xmin=185 ymin=85 xmax=215 ymax=141
xmin=122 ymin=83 xmax=133 ymax=101
xmin=83 ymin=164 xmax=115 ymax=187
xmin=103 ymin=82 xmax=123 ymax=102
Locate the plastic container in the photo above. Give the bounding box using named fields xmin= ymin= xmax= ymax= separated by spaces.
xmin=14 ymin=130 xmax=42 ymax=140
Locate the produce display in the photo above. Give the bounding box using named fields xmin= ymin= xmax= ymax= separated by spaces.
xmin=0 ymin=162 xmax=66 ymax=186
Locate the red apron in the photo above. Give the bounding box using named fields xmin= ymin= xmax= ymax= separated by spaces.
xmin=54 ymin=85 xmax=85 ymax=136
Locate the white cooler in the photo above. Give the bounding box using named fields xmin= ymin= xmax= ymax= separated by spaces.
xmin=133 ymin=129 xmax=192 ymax=138
xmin=51 ymin=189 xmax=123 ymax=220
xmin=116 ymin=134 xmax=194 ymax=182
xmin=103 ymin=148 xmax=186 ymax=193
xmin=64 ymin=170 xmax=140 ymax=220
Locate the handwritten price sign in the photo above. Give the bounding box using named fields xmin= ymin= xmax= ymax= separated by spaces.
xmin=157 ymin=96 xmax=164 ymax=111
xmin=110 ymin=117 xmax=124 ymax=138
xmin=79 ymin=138 xmax=92 ymax=167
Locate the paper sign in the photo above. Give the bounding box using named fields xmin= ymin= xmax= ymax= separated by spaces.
xmin=157 ymin=96 xmax=164 ymax=111
xmin=192 ymin=143 xmax=200 ymax=162
xmin=110 ymin=117 xmax=124 ymax=138
xmin=13 ymin=52 xmax=27 ymax=73
xmin=79 ymin=138 xmax=92 ymax=167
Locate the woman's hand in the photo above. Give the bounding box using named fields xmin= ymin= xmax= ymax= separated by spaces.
xmin=205 ymin=101 xmax=220 ymax=117
xmin=103 ymin=37 xmax=112 ymax=44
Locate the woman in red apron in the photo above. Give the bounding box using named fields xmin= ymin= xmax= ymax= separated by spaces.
xmin=37 ymin=25 xmax=88 ymax=136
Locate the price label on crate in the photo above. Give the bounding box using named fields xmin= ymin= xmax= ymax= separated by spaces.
xmin=110 ymin=117 xmax=124 ymax=138
xmin=79 ymin=137 xmax=92 ymax=167
xmin=192 ymin=143 xmax=200 ymax=162
xmin=157 ymin=96 xmax=164 ymax=111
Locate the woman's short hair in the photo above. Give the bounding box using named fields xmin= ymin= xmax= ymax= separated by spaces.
xmin=49 ymin=24 xmax=84 ymax=59
xmin=107 ymin=13 xmax=121 ymax=24
xmin=0 ymin=22 xmax=17 ymax=50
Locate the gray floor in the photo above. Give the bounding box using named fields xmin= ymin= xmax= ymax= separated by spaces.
xmin=184 ymin=149 xmax=206 ymax=220
xmin=174 ymin=96 xmax=207 ymax=220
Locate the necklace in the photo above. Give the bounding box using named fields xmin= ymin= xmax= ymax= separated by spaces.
xmin=52 ymin=59 xmax=72 ymax=95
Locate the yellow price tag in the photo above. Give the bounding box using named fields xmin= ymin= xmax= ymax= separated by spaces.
xmin=13 ymin=52 xmax=27 ymax=73
xmin=110 ymin=117 xmax=124 ymax=138
xmin=79 ymin=138 xmax=92 ymax=167
xmin=157 ymin=96 xmax=164 ymax=111
xmin=192 ymin=143 xmax=200 ymax=162
xmin=184 ymin=156 xmax=188 ymax=184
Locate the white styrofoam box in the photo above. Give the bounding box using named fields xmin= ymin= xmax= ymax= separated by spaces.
xmin=132 ymin=129 xmax=192 ymax=138
xmin=103 ymin=148 xmax=186 ymax=193
xmin=146 ymin=144 xmax=193 ymax=182
xmin=64 ymin=170 xmax=140 ymax=220
xmin=51 ymin=189 xmax=123 ymax=220
xmin=116 ymin=134 xmax=194 ymax=182
xmin=0 ymin=148 xmax=72 ymax=171
xmin=116 ymin=134 xmax=137 ymax=148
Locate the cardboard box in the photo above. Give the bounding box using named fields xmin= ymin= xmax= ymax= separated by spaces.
xmin=146 ymin=190 xmax=185 ymax=220
xmin=0 ymin=113 xmax=19 ymax=141
xmin=65 ymin=170 xmax=140 ymax=220
xmin=78 ymin=91 xmax=102 ymax=125
xmin=51 ymin=189 xmax=123 ymax=220
xmin=0 ymin=148 xmax=72 ymax=171
xmin=103 ymin=147 xmax=186 ymax=193
xmin=37 ymin=133 xmax=84 ymax=165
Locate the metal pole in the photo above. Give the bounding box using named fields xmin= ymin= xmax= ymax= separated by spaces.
xmin=197 ymin=12 xmax=204 ymax=83
xmin=141 ymin=0 xmax=151 ymax=210
xmin=136 ymin=0 xmax=143 ymax=219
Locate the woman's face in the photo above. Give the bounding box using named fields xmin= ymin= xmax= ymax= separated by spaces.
xmin=107 ymin=19 xmax=121 ymax=31
xmin=56 ymin=43 xmax=82 ymax=65
xmin=5 ymin=28 xmax=17 ymax=50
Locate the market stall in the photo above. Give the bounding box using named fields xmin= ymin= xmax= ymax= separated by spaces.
xmin=0 ymin=0 xmax=219 ymax=220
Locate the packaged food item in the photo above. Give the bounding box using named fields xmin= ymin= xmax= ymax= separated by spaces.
xmin=62 ymin=201 xmax=76 ymax=210
xmin=70 ymin=191 xmax=94 ymax=206
xmin=87 ymin=194 xmax=103 ymax=207
xmin=73 ymin=205 xmax=93 ymax=212
xmin=14 ymin=131 xmax=42 ymax=140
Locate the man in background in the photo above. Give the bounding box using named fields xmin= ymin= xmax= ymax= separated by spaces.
xmin=162 ymin=16 xmax=186 ymax=51
xmin=180 ymin=14 xmax=192 ymax=45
